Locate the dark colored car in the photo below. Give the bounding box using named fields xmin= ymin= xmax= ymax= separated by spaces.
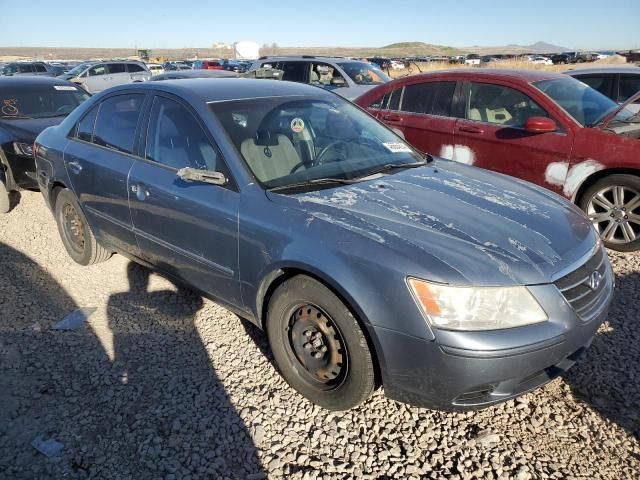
xmin=566 ymin=67 xmax=640 ymax=112
xmin=1 ymin=61 xmax=58 ymax=77
xmin=35 ymin=79 xmax=612 ymax=411
xmin=551 ymin=54 xmax=571 ymax=65
xmin=0 ymin=76 xmax=89 ymax=212
xmin=356 ymin=69 xmax=640 ymax=251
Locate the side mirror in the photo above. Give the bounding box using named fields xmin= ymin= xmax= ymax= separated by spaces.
xmin=177 ymin=167 xmax=227 ymax=186
xmin=524 ymin=116 xmax=557 ymax=133
xmin=330 ymin=76 xmax=346 ymax=87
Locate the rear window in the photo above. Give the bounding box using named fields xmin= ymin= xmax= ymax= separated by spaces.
xmin=108 ymin=63 xmax=126 ymax=74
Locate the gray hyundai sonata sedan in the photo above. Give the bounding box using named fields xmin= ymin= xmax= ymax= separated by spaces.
xmin=34 ymin=79 xmax=614 ymax=411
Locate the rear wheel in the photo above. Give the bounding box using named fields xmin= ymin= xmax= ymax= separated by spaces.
xmin=579 ymin=174 xmax=640 ymax=252
xmin=266 ymin=275 xmax=375 ymax=410
xmin=54 ymin=189 xmax=111 ymax=265
xmin=0 ymin=180 xmax=10 ymax=214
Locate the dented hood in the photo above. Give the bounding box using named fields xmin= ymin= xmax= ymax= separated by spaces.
xmin=268 ymin=159 xmax=597 ymax=286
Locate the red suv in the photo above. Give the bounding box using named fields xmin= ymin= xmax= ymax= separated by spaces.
xmin=356 ymin=69 xmax=640 ymax=251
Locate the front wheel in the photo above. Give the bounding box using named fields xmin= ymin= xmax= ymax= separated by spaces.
xmin=54 ymin=189 xmax=111 ymax=265
xmin=579 ymin=174 xmax=640 ymax=252
xmin=266 ymin=275 xmax=376 ymax=410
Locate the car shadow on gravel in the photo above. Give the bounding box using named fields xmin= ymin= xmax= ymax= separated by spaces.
xmin=563 ymin=269 xmax=640 ymax=440
xmin=0 ymin=248 xmax=265 ymax=479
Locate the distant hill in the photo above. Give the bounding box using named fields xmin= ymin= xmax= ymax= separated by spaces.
xmin=465 ymin=41 xmax=572 ymax=55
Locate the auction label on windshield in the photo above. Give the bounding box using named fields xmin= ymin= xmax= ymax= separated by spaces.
xmin=53 ymin=86 xmax=78 ymax=91
xmin=382 ymin=142 xmax=412 ymax=153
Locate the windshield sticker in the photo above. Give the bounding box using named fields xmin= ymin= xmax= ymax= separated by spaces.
xmin=290 ymin=117 xmax=305 ymax=133
xmin=53 ymin=85 xmax=77 ymax=91
xmin=1 ymin=99 xmax=19 ymax=116
xmin=382 ymin=142 xmax=412 ymax=153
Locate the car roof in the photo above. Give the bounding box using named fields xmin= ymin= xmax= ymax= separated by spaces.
xmin=151 ymin=70 xmax=238 ymax=80
xmin=257 ymin=56 xmax=358 ymax=64
xmin=565 ymin=67 xmax=640 ymax=75
xmin=0 ymin=76 xmax=79 ymax=88
xmin=112 ymin=78 xmax=332 ymax=103
xmin=397 ymin=68 xmax=566 ymax=83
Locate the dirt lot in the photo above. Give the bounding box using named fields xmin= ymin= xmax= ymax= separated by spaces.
xmin=0 ymin=190 xmax=639 ymax=479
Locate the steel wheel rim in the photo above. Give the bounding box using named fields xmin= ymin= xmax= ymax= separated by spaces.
xmin=587 ymin=185 xmax=640 ymax=244
xmin=285 ymin=304 xmax=348 ymax=391
xmin=61 ymin=203 xmax=86 ymax=253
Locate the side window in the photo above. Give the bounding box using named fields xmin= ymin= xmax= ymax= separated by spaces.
xmin=93 ymin=94 xmax=144 ymax=154
xmin=467 ymin=83 xmax=548 ymax=127
xmin=34 ymin=64 xmax=47 ymax=73
xmin=576 ymin=75 xmax=613 ymax=98
xmin=369 ymin=91 xmax=388 ymax=109
xmin=278 ymin=62 xmax=308 ymax=83
xmin=402 ymin=83 xmax=436 ymax=115
xmin=75 ymin=105 xmax=100 ymax=142
xmin=387 ymin=88 xmax=402 ymax=111
xmin=127 ymin=63 xmax=145 ymax=73
xmin=107 ymin=63 xmax=126 ymax=74
xmin=619 ymin=75 xmax=640 ymax=103
xmin=89 ymin=65 xmax=107 ymax=76
xmin=431 ymin=82 xmax=457 ymax=116
xmin=19 ymin=64 xmax=35 ymax=73
xmin=146 ymin=96 xmax=222 ymax=172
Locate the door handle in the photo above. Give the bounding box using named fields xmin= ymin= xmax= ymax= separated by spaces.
xmin=383 ymin=113 xmax=402 ymax=122
xmin=67 ymin=161 xmax=82 ymax=174
xmin=458 ymin=124 xmax=484 ymax=134
xmin=131 ymin=184 xmax=150 ymax=200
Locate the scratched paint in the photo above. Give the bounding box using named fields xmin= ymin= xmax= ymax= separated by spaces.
xmin=439 ymin=145 xmax=475 ymax=165
xmin=563 ymin=160 xmax=605 ymax=198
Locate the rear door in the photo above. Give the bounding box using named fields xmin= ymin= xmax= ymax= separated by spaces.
xmin=106 ymin=63 xmax=128 ymax=88
xmin=452 ymin=81 xmax=573 ymax=191
xmin=127 ymin=62 xmax=150 ymax=82
xmin=128 ymin=93 xmax=241 ymax=305
xmin=64 ymin=92 xmax=147 ymax=252
xmin=394 ymin=79 xmax=459 ymax=156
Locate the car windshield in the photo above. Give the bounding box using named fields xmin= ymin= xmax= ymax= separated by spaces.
xmin=0 ymin=86 xmax=89 ymax=119
xmin=533 ymin=77 xmax=636 ymax=127
xmin=66 ymin=63 xmax=94 ymax=76
xmin=210 ymin=96 xmax=423 ymax=190
xmin=337 ymin=62 xmax=390 ymax=85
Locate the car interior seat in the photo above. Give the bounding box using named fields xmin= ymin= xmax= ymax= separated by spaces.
xmin=240 ymin=131 xmax=302 ymax=183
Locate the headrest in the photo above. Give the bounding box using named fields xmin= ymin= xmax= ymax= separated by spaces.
xmin=255 ymin=130 xmax=280 ymax=147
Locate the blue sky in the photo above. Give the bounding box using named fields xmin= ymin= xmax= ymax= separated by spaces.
xmin=1 ymin=0 xmax=638 ymax=50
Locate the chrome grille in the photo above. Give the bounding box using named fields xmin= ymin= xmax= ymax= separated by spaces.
xmin=554 ymin=247 xmax=612 ymax=322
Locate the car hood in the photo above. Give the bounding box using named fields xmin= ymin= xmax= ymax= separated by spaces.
xmin=267 ymin=159 xmax=596 ymax=286
xmin=0 ymin=117 xmax=65 ymax=143
xmin=334 ymin=84 xmax=377 ymax=101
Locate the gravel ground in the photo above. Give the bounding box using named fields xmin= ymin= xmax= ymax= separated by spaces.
xmin=0 ymin=190 xmax=639 ymax=480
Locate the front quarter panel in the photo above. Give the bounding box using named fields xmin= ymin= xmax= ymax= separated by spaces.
xmin=238 ymin=185 xmax=437 ymax=341
xmin=34 ymin=125 xmax=71 ymax=209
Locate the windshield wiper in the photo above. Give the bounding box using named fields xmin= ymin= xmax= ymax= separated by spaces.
xmin=349 ymin=159 xmax=429 ymax=181
xmin=268 ymin=177 xmax=359 ymax=192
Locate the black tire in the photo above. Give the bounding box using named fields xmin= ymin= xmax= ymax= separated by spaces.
xmin=266 ymin=275 xmax=375 ymax=410
xmin=54 ymin=189 xmax=111 ymax=265
xmin=579 ymin=174 xmax=640 ymax=252
xmin=0 ymin=180 xmax=10 ymax=214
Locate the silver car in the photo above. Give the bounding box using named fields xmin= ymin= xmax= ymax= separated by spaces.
xmin=248 ymin=56 xmax=390 ymax=100
xmin=59 ymin=61 xmax=151 ymax=93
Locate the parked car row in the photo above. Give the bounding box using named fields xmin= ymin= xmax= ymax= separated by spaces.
xmin=1 ymin=63 xmax=633 ymax=413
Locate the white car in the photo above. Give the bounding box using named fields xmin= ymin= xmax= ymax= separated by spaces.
xmin=390 ymin=60 xmax=405 ymax=70
xmin=464 ymin=55 xmax=481 ymax=66
xmin=60 ymin=61 xmax=151 ymax=93
xmin=146 ymin=63 xmax=165 ymax=76
xmin=529 ymin=56 xmax=553 ymax=65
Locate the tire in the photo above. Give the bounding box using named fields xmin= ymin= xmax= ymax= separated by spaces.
xmin=579 ymin=174 xmax=640 ymax=252
xmin=266 ymin=275 xmax=375 ymax=410
xmin=0 ymin=180 xmax=10 ymax=214
xmin=54 ymin=189 xmax=111 ymax=265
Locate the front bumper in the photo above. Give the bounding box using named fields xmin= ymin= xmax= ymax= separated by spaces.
xmin=373 ymin=259 xmax=614 ymax=411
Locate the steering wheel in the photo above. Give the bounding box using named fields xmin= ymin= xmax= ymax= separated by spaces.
xmin=315 ymin=140 xmax=349 ymax=165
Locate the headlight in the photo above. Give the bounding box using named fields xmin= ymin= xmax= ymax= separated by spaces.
xmin=13 ymin=142 xmax=34 ymax=157
xmin=407 ymin=278 xmax=548 ymax=331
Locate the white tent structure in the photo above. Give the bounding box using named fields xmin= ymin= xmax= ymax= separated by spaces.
xmin=234 ymin=41 xmax=260 ymax=60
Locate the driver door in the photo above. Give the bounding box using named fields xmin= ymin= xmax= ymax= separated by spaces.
xmin=82 ymin=64 xmax=109 ymax=93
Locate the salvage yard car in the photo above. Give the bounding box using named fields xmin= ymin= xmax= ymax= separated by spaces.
xmin=356 ymin=69 xmax=640 ymax=251
xmin=59 ymin=60 xmax=151 ymax=93
xmin=566 ymin=67 xmax=640 ymax=113
xmin=35 ymin=79 xmax=613 ymax=411
xmin=0 ymin=76 xmax=88 ymax=212
xmin=248 ymin=56 xmax=390 ymax=100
